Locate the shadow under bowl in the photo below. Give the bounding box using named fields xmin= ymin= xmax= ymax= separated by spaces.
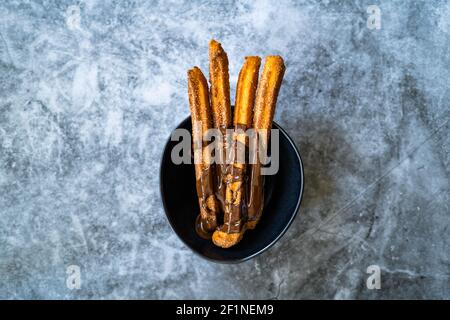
xmin=160 ymin=116 xmax=304 ymax=263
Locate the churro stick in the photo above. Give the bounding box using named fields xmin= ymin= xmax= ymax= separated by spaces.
xmin=208 ymin=40 xmax=232 ymax=215
xmin=247 ymin=56 xmax=285 ymax=229
xmin=187 ymin=67 xmax=219 ymax=239
xmin=209 ymin=39 xmax=231 ymax=128
xmin=212 ymin=56 xmax=261 ymax=248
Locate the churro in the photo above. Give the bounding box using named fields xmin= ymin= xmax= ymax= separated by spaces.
xmin=187 ymin=66 xmax=219 ymax=239
xmin=212 ymin=56 xmax=261 ymax=248
xmin=247 ymin=56 xmax=285 ymax=229
xmin=208 ymin=40 xmax=232 ymax=216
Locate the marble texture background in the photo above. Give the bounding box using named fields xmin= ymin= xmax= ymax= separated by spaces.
xmin=0 ymin=0 xmax=449 ymax=299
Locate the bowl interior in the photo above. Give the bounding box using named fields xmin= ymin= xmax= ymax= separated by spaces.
xmin=160 ymin=117 xmax=304 ymax=263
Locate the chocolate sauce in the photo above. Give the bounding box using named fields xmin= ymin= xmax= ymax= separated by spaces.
xmin=220 ymin=165 xmax=245 ymax=233
xmin=194 ymin=124 xmax=266 ymax=238
xmin=246 ymin=161 xmax=264 ymax=223
xmin=214 ymin=126 xmax=230 ymax=215
xmin=215 ymin=162 xmax=227 ymax=214
xmin=247 ymin=130 xmax=268 ymax=224
xmin=219 ymin=124 xmax=249 ymax=234
xmin=195 ymin=213 xmax=213 ymax=239
xmin=194 ymin=165 xmax=217 ymax=238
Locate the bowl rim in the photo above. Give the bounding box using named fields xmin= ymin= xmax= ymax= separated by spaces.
xmin=159 ymin=116 xmax=304 ymax=264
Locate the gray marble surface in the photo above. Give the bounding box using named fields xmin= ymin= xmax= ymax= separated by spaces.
xmin=0 ymin=0 xmax=449 ymax=299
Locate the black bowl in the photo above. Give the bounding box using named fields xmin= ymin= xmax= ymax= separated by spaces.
xmin=160 ymin=116 xmax=304 ymax=263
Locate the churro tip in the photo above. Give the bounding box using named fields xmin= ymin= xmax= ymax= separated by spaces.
xmin=265 ymin=55 xmax=285 ymax=67
xmin=188 ymin=66 xmax=200 ymax=74
xmin=188 ymin=66 xmax=208 ymax=81
xmin=266 ymin=55 xmax=284 ymax=61
xmin=212 ymin=229 xmax=246 ymax=248
xmin=209 ymin=39 xmax=227 ymax=58
xmin=245 ymin=56 xmax=262 ymax=64
xmin=209 ymin=39 xmax=221 ymax=47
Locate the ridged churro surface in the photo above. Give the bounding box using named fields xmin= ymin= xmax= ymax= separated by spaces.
xmin=212 ymin=56 xmax=261 ymax=247
xmin=209 ymin=40 xmax=231 ymax=128
xmin=234 ymin=56 xmax=261 ymax=127
xmin=209 ymin=40 xmax=232 ymax=219
xmin=188 ymin=67 xmax=212 ymax=134
xmin=253 ymin=56 xmax=285 ymax=130
xmin=187 ymin=66 xmax=218 ymax=238
xmin=247 ymin=56 xmax=286 ymax=230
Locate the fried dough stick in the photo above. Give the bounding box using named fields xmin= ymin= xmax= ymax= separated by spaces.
xmin=209 ymin=39 xmax=232 ymax=215
xmin=247 ymin=56 xmax=285 ymax=230
xmin=212 ymin=56 xmax=261 ymax=248
xmin=188 ymin=67 xmax=219 ymax=239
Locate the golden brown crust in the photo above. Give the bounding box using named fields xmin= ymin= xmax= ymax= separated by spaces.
xmin=212 ymin=225 xmax=247 ymax=248
xmin=209 ymin=40 xmax=231 ymax=222
xmin=188 ymin=67 xmax=213 ymax=176
xmin=188 ymin=67 xmax=212 ymax=134
xmin=209 ymin=39 xmax=231 ymax=128
xmin=253 ymin=56 xmax=285 ymax=131
xmin=212 ymin=57 xmax=261 ymax=248
xmin=247 ymin=56 xmax=285 ymax=230
xmin=187 ymin=66 xmax=218 ymax=233
xmin=234 ymin=56 xmax=261 ymax=127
